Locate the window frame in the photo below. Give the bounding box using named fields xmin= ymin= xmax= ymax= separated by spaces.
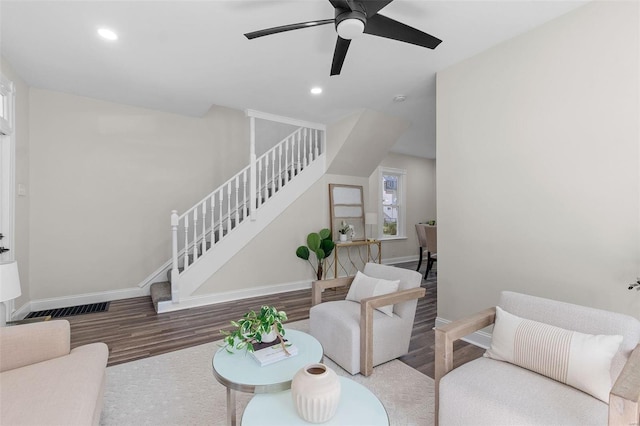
xmin=377 ymin=167 xmax=407 ymax=240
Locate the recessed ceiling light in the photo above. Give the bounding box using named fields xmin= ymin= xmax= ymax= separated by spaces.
xmin=97 ymin=28 xmax=118 ymax=41
xmin=310 ymin=87 xmax=323 ymax=95
xmin=393 ymin=95 xmax=407 ymax=103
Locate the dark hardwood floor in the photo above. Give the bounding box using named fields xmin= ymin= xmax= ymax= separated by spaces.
xmin=66 ymin=261 xmax=485 ymax=378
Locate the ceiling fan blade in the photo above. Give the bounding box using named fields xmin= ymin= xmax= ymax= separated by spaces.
xmin=330 ymin=37 xmax=352 ymax=76
xmin=361 ymin=1 xmax=394 ymax=18
xmin=244 ymin=19 xmax=334 ymax=40
xmin=364 ymin=14 xmax=442 ymax=49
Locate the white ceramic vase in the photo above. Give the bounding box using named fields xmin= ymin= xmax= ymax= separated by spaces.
xmin=291 ymin=363 xmax=341 ymax=423
xmin=339 ymin=234 xmax=347 ymax=242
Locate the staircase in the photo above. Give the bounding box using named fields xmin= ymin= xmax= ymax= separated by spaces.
xmin=150 ymin=112 xmax=326 ymax=313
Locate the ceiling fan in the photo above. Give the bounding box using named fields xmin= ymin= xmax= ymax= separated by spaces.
xmin=244 ymin=0 xmax=442 ymax=76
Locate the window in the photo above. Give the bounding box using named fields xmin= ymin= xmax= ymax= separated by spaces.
xmin=379 ymin=167 xmax=406 ymax=239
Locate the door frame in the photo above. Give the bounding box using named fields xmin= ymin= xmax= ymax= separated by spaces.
xmin=0 ymin=73 xmax=16 ymax=264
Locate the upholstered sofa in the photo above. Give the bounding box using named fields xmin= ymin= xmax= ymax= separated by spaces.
xmin=0 ymin=320 xmax=109 ymax=425
xmin=435 ymin=291 xmax=640 ymax=426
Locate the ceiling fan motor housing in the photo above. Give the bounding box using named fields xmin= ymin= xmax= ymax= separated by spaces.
xmin=335 ymin=5 xmax=367 ymax=39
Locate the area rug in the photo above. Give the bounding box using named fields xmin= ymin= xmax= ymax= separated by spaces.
xmin=100 ymin=320 xmax=434 ymax=425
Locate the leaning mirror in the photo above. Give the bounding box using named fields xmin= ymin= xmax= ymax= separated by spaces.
xmin=329 ymin=184 xmax=365 ymax=241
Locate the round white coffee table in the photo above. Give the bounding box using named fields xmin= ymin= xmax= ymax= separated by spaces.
xmin=242 ymin=376 xmax=389 ymax=425
xmin=212 ymin=329 xmax=323 ymax=425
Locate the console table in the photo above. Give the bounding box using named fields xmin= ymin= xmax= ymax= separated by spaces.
xmin=327 ymin=239 xmax=382 ymax=279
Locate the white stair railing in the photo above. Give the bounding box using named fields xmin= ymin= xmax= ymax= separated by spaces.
xmin=170 ymin=120 xmax=325 ymax=303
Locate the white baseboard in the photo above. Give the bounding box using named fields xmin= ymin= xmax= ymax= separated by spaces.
xmin=383 ymin=255 xmax=420 ymax=265
xmin=24 ymin=286 xmax=149 ymax=317
xmin=137 ymin=259 xmax=172 ymax=289
xmin=435 ymin=316 xmax=492 ymax=350
xmin=13 ymin=301 xmax=32 ymax=320
xmin=157 ymin=279 xmax=312 ymax=313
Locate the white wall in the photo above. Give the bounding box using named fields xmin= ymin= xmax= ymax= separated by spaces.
xmin=28 ymin=90 xmax=248 ymax=300
xmin=437 ymin=1 xmax=640 ymax=320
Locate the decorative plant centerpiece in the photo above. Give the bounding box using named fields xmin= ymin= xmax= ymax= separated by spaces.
xmin=220 ymin=306 xmax=289 ymax=354
xmin=338 ymin=221 xmax=354 ymax=241
xmin=296 ymin=228 xmax=335 ymax=280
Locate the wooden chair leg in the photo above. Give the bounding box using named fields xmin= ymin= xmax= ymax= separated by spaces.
xmin=426 ymin=253 xmax=435 ymax=278
xmin=416 ymin=248 xmax=423 ymax=271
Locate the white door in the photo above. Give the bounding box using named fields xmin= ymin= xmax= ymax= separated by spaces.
xmin=0 ymin=74 xmax=16 ymax=263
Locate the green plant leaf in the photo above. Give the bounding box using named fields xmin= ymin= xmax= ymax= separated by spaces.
xmin=321 ymin=239 xmax=335 ymax=257
xmin=315 ymin=248 xmax=325 ymax=260
xmin=307 ymin=233 xmax=321 ymax=251
xmin=319 ymin=228 xmax=331 ymax=240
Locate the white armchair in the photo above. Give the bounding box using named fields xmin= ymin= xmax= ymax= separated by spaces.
xmin=435 ymin=291 xmax=640 ymax=426
xmin=309 ymin=263 xmax=425 ymax=376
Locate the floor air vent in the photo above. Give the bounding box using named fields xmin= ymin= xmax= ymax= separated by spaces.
xmin=26 ymin=302 xmax=110 ymax=319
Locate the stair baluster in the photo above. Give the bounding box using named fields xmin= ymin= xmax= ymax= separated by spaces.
xmin=242 ymin=169 xmax=248 ymax=220
xmin=270 ymin=150 xmax=276 ymax=197
xmin=278 ymin=144 xmax=283 ymax=190
xmin=210 ymin=194 xmax=215 ymax=247
xmin=201 ymin=202 xmax=207 ymax=255
xmin=235 ymin=176 xmax=240 ymax=226
xmin=296 ymin=130 xmax=301 ymax=175
xmin=226 ymin=182 xmax=232 ymax=234
xmin=285 ymin=136 xmax=290 ymax=184
xmin=258 ymin=160 xmax=263 ymax=208
xmin=263 ymin=157 xmax=268 ymax=203
xmin=303 ymin=127 xmax=308 ymax=168
xmin=183 ymin=216 xmax=189 ymax=268
xmin=218 ymin=190 xmax=224 ymax=240
xmin=170 ymin=210 xmax=179 ymax=300
xmin=192 ymin=209 xmax=198 ymax=263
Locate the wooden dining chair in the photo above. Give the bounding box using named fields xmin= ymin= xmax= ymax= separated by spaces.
xmin=415 ymin=224 xmax=437 ymax=279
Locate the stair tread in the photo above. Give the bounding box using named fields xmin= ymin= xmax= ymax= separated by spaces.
xmin=150 ymin=281 xmax=171 ymax=312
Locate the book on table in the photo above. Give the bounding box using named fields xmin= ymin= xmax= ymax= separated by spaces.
xmin=250 ymin=340 xmax=299 ymax=366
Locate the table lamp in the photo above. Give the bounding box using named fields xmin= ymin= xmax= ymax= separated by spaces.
xmin=0 ymin=261 xmax=22 ymax=326
xmin=365 ymin=213 xmax=378 ymax=241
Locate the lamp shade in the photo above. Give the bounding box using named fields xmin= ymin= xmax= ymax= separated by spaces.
xmin=365 ymin=213 xmax=378 ymax=225
xmin=0 ymin=261 xmax=21 ymax=302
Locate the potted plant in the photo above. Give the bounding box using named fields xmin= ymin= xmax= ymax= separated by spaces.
xmin=220 ymin=305 xmax=289 ymax=354
xmin=337 ymin=221 xmax=353 ymax=242
xmin=296 ymin=229 xmax=335 ymax=280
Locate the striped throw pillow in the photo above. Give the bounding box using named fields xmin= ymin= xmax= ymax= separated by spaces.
xmin=485 ymin=306 xmax=623 ymax=402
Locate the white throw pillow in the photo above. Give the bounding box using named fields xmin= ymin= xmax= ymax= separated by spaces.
xmin=345 ymin=271 xmax=400 ymax=317
xmin=485 ymin=306 xmax=623 ymax=402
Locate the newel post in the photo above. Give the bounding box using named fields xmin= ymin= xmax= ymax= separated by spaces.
xmin=170 ymin=210 xmax=180 ymax=303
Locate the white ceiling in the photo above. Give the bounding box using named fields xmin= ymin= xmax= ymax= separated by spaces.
xmin=0 ymin=0 xmax=588 ymax=159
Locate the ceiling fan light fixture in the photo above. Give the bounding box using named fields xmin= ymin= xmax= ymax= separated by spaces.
xmin=336 ymin=18 xmax=365 ymax=40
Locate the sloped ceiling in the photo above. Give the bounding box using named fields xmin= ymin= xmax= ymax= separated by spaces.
xmin=327 ymin=109 xmax=410 ymax=177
